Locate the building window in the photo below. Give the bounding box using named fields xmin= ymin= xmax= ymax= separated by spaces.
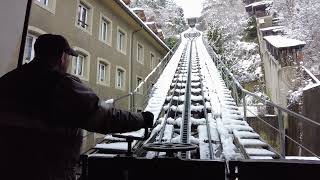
xmin=71 ymin=47 xmax=90 ymax=81
xmin=99 ymin=63 xmax=106 ymax=82
xmin=137 ymin=43 xmax=144 ymax=64
xmin=117 ymin=27 xmax=127 ymax=54
xmin=78 ymin=3 xmax=89 ymax=29
xmin=116 ymin=67 xmax=126 ymax=90
xmin=73 ymin=54 xmax=85 ymax=76
xmin=37 ymin=0 xmax=48 ymax=6
xmin=23 ymin=34 xmax=37 ymax=64
xmin=136 ymin=76 xmax=143 ymax=94
xmin=97 ymin=58 xmax=110 ymax=86
xmin=150 ymin=53 xmax=155 ymax=69
xmin=34 ymin=0 xmax=56 ymax=14
xmin=22 ymin=27 xmax=47 ymax=64
xmin=76 ymin=1 xmax=93 ymax=33
xmin=99 ymin=15 xmax=112 ymax=45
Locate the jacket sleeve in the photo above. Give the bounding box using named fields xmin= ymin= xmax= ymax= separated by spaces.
xmin=51 ymin=75 xmax=146 ymax=134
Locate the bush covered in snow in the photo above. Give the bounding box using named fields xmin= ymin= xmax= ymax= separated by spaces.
xmin=273 ymin=0 xmax=320 ymax=75
xmin=200 ymin=0 xmax=263 ymax=85
xmin=130 ymin=0 xmax=187 ymax=42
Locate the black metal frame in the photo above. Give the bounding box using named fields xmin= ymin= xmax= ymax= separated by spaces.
xmin=81 ymin=155 xmax=320 ymax=180
xmin=86 ymin=156 xmax=225 ymax=180
xmin=17 ymin=0 xmax=33 ymax=68
xmin=228 ymin=159 xmax=320 ymax=180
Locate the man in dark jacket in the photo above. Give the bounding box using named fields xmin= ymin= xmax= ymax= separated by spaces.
xmin=0 ymin=34 xmax=154 ymax=180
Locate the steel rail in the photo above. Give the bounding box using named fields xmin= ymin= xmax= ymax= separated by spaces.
xmin=152 ymin=44 xmax=190 ymax=157
xmin=194 ymin=43 xmax=214 ymax=160
xmin=180 ymin=39 xmax=194 ymax=159
xmin=202 ymin=60 xmax=224 ymax=158
xmin=157 ymin=45 xmax=189 ymax=142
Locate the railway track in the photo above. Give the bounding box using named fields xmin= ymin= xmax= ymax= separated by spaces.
xmin=94 ymin=28 xmax=279 ymax=161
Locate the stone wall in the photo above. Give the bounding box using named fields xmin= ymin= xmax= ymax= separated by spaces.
xmin=301 ymin=85 xmax=320 ymax=155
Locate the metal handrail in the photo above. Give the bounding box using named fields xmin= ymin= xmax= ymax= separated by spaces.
xmin=203 ymin=37 xmax=320 ymax=158
xmin=113 ymin=38 xmax=182 ymax=109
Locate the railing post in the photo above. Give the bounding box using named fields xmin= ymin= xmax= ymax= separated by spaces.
xmin=243 ymin=92 xmax=247 ymax=122
xmin=277 ymin=108 xmax=286 ymax=158
xmin=232 ymin=82 xmax=238 ymax=105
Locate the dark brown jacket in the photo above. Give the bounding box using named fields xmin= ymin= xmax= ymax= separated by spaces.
xmin=0 ymin=60 xmax=146 ymax=180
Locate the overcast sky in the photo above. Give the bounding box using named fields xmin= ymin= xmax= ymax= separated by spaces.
xmin=174 ymin=0 xmax=204 ymax=18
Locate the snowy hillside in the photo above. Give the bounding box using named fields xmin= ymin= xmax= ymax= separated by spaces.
xmin=130 ymin=0 xmax=187 ymax=40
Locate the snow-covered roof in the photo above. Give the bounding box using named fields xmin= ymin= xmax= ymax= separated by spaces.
xmin=260 ymin=26 xmax=285 ymax=32
xmin=264 ymin=35 xmax=306 ymax=49
xmin=245 ymin=1 xmax=273 ymax=8
xmin=115 ymin=0 xmax=169 ymax=51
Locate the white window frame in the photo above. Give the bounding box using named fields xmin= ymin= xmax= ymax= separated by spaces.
xmin=76 ymin=0 xmax=93 ymax=34
xmin=99 ymin=13 xmax=112 ymax=46
xmin=136 ymin=75 xmax=144 ymax=94
xmin=23 ymin=34 xmax=37 ymax=64
xmin=150 ymin=52 xmax=155 ymax=70
xmin=34 ymin=0 xmax=56 ymax=14
xmin=73 ymin=54 xmax=85 ymax=76
xmin=116 ymin=26 xmax=127 ymax=55
xmin=137 ymin=42 xmax=144 ymax=64
xmin=115 ymin=66 xmax=126 ymax=90
xmin=23 ymin=26 xmax=47 ymax=64
xmin=71 ymin=47 xmax=90 ymax=81
xmin=37 ymin=0 xmax=48 ymax=6
xmin=97 ymin=58 xmax=111 ymax=86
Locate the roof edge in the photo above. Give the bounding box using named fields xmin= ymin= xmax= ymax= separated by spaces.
xmin=114 ymin=0 xmax=170 ymax=52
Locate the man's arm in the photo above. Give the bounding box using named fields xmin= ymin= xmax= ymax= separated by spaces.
xmin=51 ymin=75 xmax=150 ymax=134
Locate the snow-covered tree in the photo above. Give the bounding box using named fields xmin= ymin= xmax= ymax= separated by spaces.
xmin=131 ymin=0 xmax=187 ymax=39
xmin=273 ymin=0 xmax=320 ymax=74
xmin=200 ymin=0 xmax=263 ymax=85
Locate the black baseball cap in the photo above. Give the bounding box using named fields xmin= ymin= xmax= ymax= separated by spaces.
xmin=34 ymin=34 xmax=78 ymax=58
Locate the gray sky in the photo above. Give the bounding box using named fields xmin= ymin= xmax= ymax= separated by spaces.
xmin=174 ymin=0 xmax=204 ymax=18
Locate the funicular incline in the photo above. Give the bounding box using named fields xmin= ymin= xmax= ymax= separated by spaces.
xmin=140 ymin=29 xmax=278 ymax=160
xmin=81 ymin=29 xmax=320 ymax=180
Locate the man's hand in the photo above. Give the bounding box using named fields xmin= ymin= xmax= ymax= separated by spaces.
xmin=141 ymin=111 xmax=154 ymax=128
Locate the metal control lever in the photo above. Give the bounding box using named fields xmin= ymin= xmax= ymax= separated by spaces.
xmin=112 ymin=127 xmax=150 ymax=156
